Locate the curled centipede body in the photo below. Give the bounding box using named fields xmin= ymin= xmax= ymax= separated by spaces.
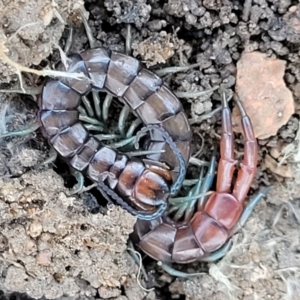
xmin=38 ymin=48 xmax=193 ymax=220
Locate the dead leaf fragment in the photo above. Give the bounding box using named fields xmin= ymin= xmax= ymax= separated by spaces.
xmin=264 ymin=154 xmax=293 ymax=178
xmin=232 ymin=51 xmax=294 ymax=139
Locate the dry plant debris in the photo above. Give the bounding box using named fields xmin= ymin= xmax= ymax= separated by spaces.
xmin=0 ymin=0 xmax=84 ymax=82
xmin=232 ymin=51 xmax=295 ymax=139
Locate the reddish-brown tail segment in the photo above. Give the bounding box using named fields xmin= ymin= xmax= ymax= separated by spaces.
xmin=133 ymin=96 xmax=259 ymax=263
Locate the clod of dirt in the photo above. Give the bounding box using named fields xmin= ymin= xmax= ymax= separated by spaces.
xmin=0 ymin=0 xmax=84 ymax=82
xmin=132 ymin=31 xmax=184 ymax=67
xmin=232 ymin=51 xmax=295 ymax=139
xmin=0 ymin=169 xmax=139 ymax=299
xmin=104 ymin=0 xmax=151 ymax=29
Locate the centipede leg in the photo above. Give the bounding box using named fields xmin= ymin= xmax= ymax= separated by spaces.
xmin=109 ymin=136 xmax=135 ymax=149
xmin=118 ymin=105 xmax=131 ymax=137
xmin=125 ymin=24 xmax=132 ymax=55
xmin=69 ymin=168 xmax=98 ymax=195
xmin=169 ymin=149 xmax=217 ymax=222
xmin=81 ymin=95 xmax=95 ymax=117
xmin=200 ymin=239 xmax=233 ymax=262
xmin=0 ymin=85 xmax=42 ymax=95
xmin=92 ymin=91 xmax=102 ymax=120
xmin=126 ymin=118 xmax=142 ymax=138
xmin=42 ymin=147 xmax=57 ymax=166
xmin=79 ymin=6 xmax=96 ymax=49
xmin=69 ymin=168 xmax=85 ymax=195
xmin=79 ymin=114 xmax=105 ymax=128
xmin=102 ymin=94 xmax=113 ymax=123
xmin=0 ymin=120 xmax=40 ymax=139
xmin=158 ymin=262 xmax=205 ymax=278
xmin=64 ymin=25 xmax=73 ymax=54
xmin=229 ymin=187 xmax=270 ymax=236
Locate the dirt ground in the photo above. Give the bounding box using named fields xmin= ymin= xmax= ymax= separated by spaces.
xmin=0 ymin=0 xmax=300 ymax=299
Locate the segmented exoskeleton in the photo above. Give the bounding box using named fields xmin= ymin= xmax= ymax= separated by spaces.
xmin=38 ymin=48 xmax=193 ymax=220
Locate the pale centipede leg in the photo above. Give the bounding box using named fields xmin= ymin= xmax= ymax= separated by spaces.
xmin=0 ymin=120 xmax=40 ymax=139
xmin=77 ymin=105 xmax=87 ymax=116
xmin=118 ymin=105 xmax=131 ymax=137
xmin=109 ymin=136 xmax=135 ymax=149
xmin=64 ymin=25 xmax=73 ymax=54
xmin=69 ymin=169 xmax=85 ymax=195
xmin=0 ymin=85 xmax=42 ymax=95
xmin=69 ymin=168 xmax=98 ymax=195
xmin=197 ymin=148 xmax=217 ymax=210
xmin=94 ymin=134 xmax=121 ymax=141
xmin=42 ymin=147 xmax=57 ymax=166
xmin=79 ymin=6 xmax=96 ymax=49
xmin=84 ymin=124 xmax=106 ymax=132
xmin=125 ymin=24 xmax=132 ymax=55
xmin=126 ymin=240 xmax=150 ymax=282
xmin=126 ymin=118 xmax=142 ymax=138
xmin=169 ymin=149 xmax=217 ymax=221
xmin=157 ymin=262 xmax=205 ymax=278
xmin=200 ymin=240 xmax=233 ymax=262
xmin=81 ymin=95 xmax=95 ymax=117
xmin=170 ymin=167 xmax=205 ymax=221
xmin=92 ymin=91 xmax=102 ymax=120
xmin=229 ymin=187 xmax=270 ymax=236
xmin=79 ymin=114 xmax=105 ymax=127
xmin=102 ymin=94 xmax=113 ymax=123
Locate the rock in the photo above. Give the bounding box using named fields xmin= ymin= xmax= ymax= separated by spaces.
xmin=232 ymin=51 xmax=294 ymax=139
